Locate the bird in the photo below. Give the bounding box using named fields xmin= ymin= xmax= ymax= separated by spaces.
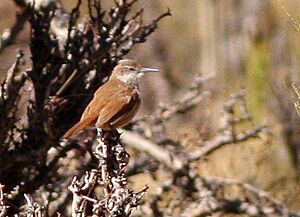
xmin=63 ymin=59 xmax=159 ymax=139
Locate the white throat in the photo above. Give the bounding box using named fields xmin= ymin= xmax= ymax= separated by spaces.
xmin=116 ymin=72 xmax=140 ymax=86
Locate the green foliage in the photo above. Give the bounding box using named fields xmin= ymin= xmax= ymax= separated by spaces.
xmin=245 ymin=40 xmax=269 ymax=120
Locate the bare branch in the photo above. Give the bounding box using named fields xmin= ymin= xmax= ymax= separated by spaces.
xmin=0 ymin=8 xmax=29 ymax=53
xmin=24 ymin=194 xmax=45 ymax=217
xmin=120 ymin=129 xmax=185 ymax=172
xmin=189 ymin=124 xmax=267 ymax=161
xmin=0 ymin=184 xmax=8 ymax=217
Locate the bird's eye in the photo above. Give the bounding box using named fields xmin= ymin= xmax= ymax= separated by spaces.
xmin=128 ymin=67 xmax=135 ymax=71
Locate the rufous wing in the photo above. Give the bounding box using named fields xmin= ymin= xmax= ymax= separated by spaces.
xmin=96 ymin=88 xmax=140 ymax=129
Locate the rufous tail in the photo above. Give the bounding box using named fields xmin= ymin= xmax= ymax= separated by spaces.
xmin=63 ymin=117 xmax=95 ymax=139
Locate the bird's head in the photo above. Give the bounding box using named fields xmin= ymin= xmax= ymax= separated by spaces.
xmin=110 ymin=59 xmax=159 ymax=85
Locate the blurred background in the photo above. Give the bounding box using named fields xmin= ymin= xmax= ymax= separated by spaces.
xmin=1 ymin=0 xmax=300 ymax=210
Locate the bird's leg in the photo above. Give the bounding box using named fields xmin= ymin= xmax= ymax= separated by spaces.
xmin=110 ymin=128 xmax=120 ymax=140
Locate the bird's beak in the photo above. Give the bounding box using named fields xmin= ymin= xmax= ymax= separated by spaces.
xmin=138 ymin=67 xmax=159 ymax=79
xmin=140 ymin=67 xmax=159 ymax=73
